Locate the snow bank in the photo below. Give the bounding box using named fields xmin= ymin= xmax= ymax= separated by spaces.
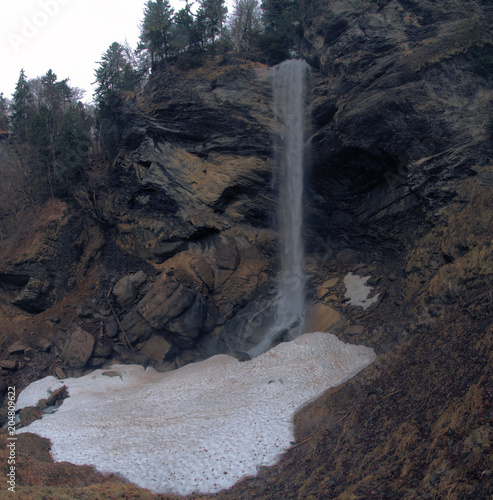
xmin=344 ymin=272 xmax=380 ymax=309
xmin=18 ymin=331 xmax=375 ymax=496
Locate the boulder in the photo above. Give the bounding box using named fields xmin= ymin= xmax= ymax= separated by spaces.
xmin=19 ymin=406 xmax=43 ymax=427
xmin=0 ymin=360 xmax=17 ymax=370
xmin=138 ymin=280 xmax=196 ymax=329
xmin=12 ymin=277 xmax=44 ymax=311
xmin=63 ymin=327 xmax=95 ymax=369
xmin=139 ymin=335 xmax=172 ymax=362
xmin=113 ymin=345 xmax=149 ymax=365
xmin=119 ymin=309 xmax=153 ymax=343
xmin=166 ymin=295 xmax=208 ymax=348
xmin=8 ymin=341 xmax=28 ymax=354
xmin=303 ymin=303 xmax=345 ymax=333
xmin=112 ymin=271 xmax=148 ymax=308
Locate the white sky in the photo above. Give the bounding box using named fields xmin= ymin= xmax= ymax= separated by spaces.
xmin=0 ymin=0 xmax=193 ymax=103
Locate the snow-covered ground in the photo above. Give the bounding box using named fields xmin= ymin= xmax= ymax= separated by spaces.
xmin=344 ymin=273 xmax=380 ymax=309
xmin=18 ymin=331 xmax=375 ymax=496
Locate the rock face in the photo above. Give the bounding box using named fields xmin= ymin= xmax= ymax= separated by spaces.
xmin=301 ymin=0 xmax=493 ymax=250
xmin=84 ymin=62 xmax=279 ymax=364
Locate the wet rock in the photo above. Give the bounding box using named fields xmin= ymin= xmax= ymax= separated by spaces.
xmin=63 ymin=327 xmax=95 ymax=369
xmin=231 ymin=351 xmax=251 ymax=362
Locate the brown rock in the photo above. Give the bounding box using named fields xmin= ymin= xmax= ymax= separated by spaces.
xmin=0 ymin=360 xmax=17 ymax=370
xmin=63 ymin=327 xmax=95 ymax=369
xmin=303 ymin=304 xmax=345 ymax=333
xmin=346 ymin=325 xmax=365 ymax=336
xmin=138 ymin=280 xmax=195 ymax=329
xmin=8 ymin=342 xmax=28 ymax=354
xmin=19 ymin=406 xmax=43 ymax=427
xmin=139 ymin=335 xmax=172 ymax=362
xmin=112 ymin=271 xmax=148 ymax=308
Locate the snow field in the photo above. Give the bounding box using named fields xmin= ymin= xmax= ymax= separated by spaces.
xmin=18 ymin=331 xmax=375 ymax=496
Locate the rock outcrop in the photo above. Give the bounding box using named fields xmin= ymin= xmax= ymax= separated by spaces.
xmin=302 ymin=0 xmax=492 ymax=249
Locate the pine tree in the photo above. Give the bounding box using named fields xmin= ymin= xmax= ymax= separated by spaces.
xmin=259 ymin=0 xmax=302 ymax=63
xmin=172 ymin=2 xmax=201 ymax=53
xmin=139 ymin=0 xmax=175 ymax=69
xmin=0 ymin=93 xmax=9 ymax=132
xmin=10 ymin=70 xmax=34 ymax=142
xmin=94 ymin=42 xmax=139 ymax=105
xmin=54 ymin=101 xmax=92 ymax=198
xmin=93 ymin=42 xmax=142 ymax=160
xmin=196 ymin=0 xmax=228 ymax=49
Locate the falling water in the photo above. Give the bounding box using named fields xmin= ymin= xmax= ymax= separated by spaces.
xmin=248 ymin=60 xmax=310 ymax=357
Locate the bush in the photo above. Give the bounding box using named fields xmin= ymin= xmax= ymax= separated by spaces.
xmin=176 ymin=51 xmax=205 ymax=70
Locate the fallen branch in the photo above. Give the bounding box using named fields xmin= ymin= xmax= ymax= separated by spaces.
xmin=105 ymin=295 xmax=135 ymax=353
xmin=287 ymin=436 xmax=312 ymax=450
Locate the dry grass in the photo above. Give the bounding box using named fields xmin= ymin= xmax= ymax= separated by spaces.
xmin=405 ymin=181 xmax=493 ymax=308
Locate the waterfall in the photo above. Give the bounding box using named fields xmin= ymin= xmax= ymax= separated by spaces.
xmin=248 ymin=59 xmax=310 ymax=357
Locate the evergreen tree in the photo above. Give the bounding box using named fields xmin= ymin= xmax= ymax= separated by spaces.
xmin=54 ymin=101 xmax=92 ymax=198
xmin=196 ymin=0 xmax=228 ymax=49
xmin=93 ymin=42 xmax=142 ymax=160
xmin=259 ymin=0 xmax=301 ymax=63
xmin=10 ymin=70 xmax=34 ymax=141
xmin=172 ymin=2 xmax=201 ymax=53
xmin=0 ymin=93 xmax=9 ymax=131
xmin=94 ymin=42 xmax=140 ymax=105
xmin=139 ymin=0 xmax=175 ymax=68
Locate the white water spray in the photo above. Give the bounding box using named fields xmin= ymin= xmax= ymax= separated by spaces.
xmin=249 ymin=59 xmax=310 ymax=357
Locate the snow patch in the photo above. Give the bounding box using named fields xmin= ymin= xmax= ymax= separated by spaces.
xmin=343 ymin=272 xmax=380 ymax=309
xmin=18 ymin=332 xmax=375 ymax=496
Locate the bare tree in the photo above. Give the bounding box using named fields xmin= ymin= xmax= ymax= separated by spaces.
xmin=229 ymin=0 xmax=263 ymax=55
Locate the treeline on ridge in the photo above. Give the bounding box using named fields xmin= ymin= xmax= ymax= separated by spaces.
xmin=0 ymin=0 xmax=302 ymax=201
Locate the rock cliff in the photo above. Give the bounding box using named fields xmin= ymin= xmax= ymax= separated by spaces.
xmin=0 ymin=61 xmax=285 ymax=383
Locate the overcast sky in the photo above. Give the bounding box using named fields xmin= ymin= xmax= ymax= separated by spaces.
xmin=0 ymin=0 xmax=193 ymax=103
